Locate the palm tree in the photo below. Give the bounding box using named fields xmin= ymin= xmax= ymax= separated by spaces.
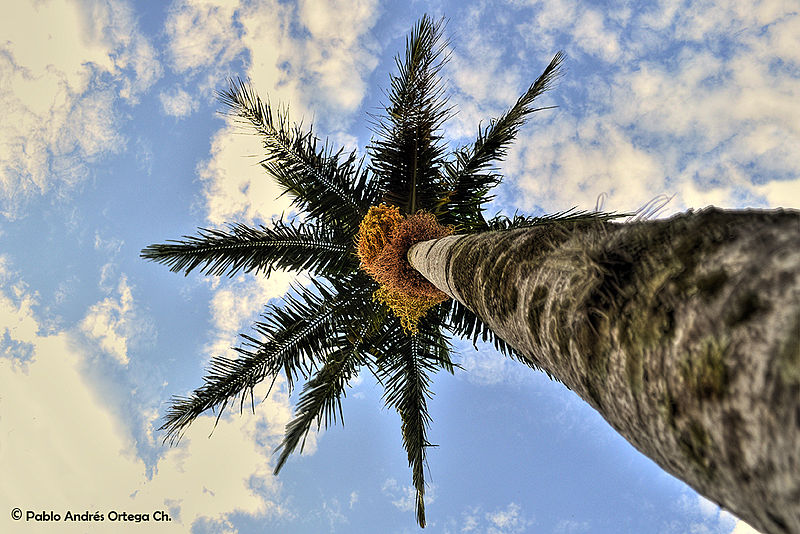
xmin=142 ymin=15 xmax=615 ymax=528
xmin=144 ymin=15 xmax=800 ymax=533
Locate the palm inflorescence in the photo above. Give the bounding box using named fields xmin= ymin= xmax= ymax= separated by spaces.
xmin=143 ymin=15 xmax=578 ymax=528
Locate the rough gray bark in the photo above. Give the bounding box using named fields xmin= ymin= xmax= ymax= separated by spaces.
xmin=408 ymin=207 xmax=800 ymax=534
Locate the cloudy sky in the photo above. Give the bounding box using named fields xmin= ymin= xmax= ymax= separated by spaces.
xmin=1 ymin=0 xmax=797 ymax=532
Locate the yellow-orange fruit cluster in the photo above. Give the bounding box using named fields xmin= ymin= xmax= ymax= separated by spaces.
xmin=357 ymin=204 xmax=404 ymax=274
xmin=356 ymin=205 xmax=453 ymax=334
xmin=372 ymin=286 xmax=444 ymax=335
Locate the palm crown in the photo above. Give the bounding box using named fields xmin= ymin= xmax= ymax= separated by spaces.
xmin=143 ymin=15 xmax=613 ymax=528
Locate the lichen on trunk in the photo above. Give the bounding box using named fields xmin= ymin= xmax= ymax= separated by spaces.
xmin=408 ymin=207 xmax=800 ymax=534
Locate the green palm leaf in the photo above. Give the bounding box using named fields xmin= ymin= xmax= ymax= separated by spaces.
xmin=140 ymin=217 xmax=356 ymax=278
xmin=220 ymin=78 xmax=380 ymax=232
xmin=272 ymin=325 xmax=378 ymax=474
xmin=159 ymin=277 xmax=372 ymax=444
xmin=486 ymin=207 xmax=628 ymax=231
xmin=369 ymin=14 xmax=452 ymax=214
xmin=375 ymin=313 xmax=453 ymax=528
xmin=440 ymin=51 xmax=565 ymax=231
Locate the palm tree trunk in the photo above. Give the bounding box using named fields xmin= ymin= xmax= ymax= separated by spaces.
xmin=408 ymin=207 xmax=800 ymax=534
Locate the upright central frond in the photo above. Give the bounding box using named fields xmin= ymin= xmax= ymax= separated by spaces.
xmin=370 ymin=15 xmax=451 ymax=214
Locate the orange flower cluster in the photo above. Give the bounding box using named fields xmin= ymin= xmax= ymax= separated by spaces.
xmin=356 ymin=205 xmax=453 ymax=334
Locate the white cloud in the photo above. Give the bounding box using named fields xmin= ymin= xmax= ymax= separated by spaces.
xmin=571 ymin=7 xmax=624 ymax=63
xmin=165 ymin=0 xmax=245 ymax=78
xmin=381 ymin=477 xmax=435 ymax=513
xmin=457 ymin=343 xmax=523 ymax=386
xmin=0 ymin=258 xmax=293 ymax=533
xmin=676 ymin=492 xmax=738 ymax=534
xmin=204 ymin=271 xmax=296 ymax=359
xmin=486 ymin=0 xmax=800 ymax=216
xmin=321 ymin=497 xmax=348 ymax=530
xmin=165 ymin=0 xmax=379 ymax=227
xmin=752 ymin=177 xmax=800 ymax=208
xmin=80 ymin=271 xmax=149 ymax=366
xmin=159 ymin=87 xmax=198 ymax=117
xmin=455 ymin=502 xmax=533 ymax=534
xmin=0 ymin=0 xmax=160 ymax=219
xmin=506 ymin=117 xmax=667 ymax=214
xmin=730 ymin=520 xmax=763 ymax=534
xmin=486 ymin=502 xmax=534 ymax=534
xmin=198 ymin=122 xmax=294 ymax=226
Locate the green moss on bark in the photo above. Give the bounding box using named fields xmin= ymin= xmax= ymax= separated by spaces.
xmin=681 ymin=336 xmax=731 ymax=401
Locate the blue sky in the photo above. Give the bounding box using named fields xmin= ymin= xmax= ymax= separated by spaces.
xmin=1 ymin=0 xmax=797 ymax=532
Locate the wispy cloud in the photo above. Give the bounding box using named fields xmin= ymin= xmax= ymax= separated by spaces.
xmin=382 ymin=477 xmax=436 ymax=513
xmin=159 ymin=87 xmax=198 ymax=118
xmin=0 ymin=0 xmax=160 ymax=219
xmin=203 ymin=271 xmax=295 ymax=359
xmin=455 ymin=502 xmax=533 ymax=534
xmin=675 ymin=491 xmax=738 ymax=534
xmin=80 ymin=269 xmax=153 ymax=366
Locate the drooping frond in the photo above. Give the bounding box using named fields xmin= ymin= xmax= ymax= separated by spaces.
xmin=376 ymin=314 xmax=453 ymax=528
xmin=272 ymin=302 xmax=390 ymax=473
xmin=369 ymin=14 xmax=452 ymax=214
xmin=140 ymin=217 xmax=356 ymax=279
xmin=241 ymin=276 xmax=374 ymax=391
xmin=219 ymin=78 xmax=381 ymax=232
xmin=159 ymin=277 xmax=372 ymax=444
xmin=273 ymin=334 xmax=366 ymax=474
xmin=439 ymin=52 xmax=565 ymax=231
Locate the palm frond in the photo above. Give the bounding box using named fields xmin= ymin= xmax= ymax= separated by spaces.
xmin=439 ymin=52 xmax=565 ymax=231
xmin=485 ymin=207 xmax=629 ymax=231
xmin=241 ymin=277 xmax=375 ymax=391
xmin=159 ymin=277 xmax=373 ymax=444
xmin=273 ymin=333 xmax=366 ymax=474
xmin=375 ymin=315 xmax=452 ymax=528
xmin=219 ymin=78 xmax=381 ymax=232
xmin=140 ymin=217 xmax=356 ymax=279
xmin=369 ymin=14 xmax=452 ymax=215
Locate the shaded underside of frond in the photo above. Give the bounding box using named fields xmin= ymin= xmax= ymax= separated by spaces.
xmin=485 ymin=208 xmax=630 ymax=231
xmin=376 ymin=312 xmax=453 ymax=528
xmin=272 ymin=301 xmax=392 ymax=473
xmin=273 ymin=334 xmax=367 ymax=474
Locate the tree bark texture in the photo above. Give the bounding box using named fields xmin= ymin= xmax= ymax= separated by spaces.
xmin=408 ymin=207 xmax=800 ymax=534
